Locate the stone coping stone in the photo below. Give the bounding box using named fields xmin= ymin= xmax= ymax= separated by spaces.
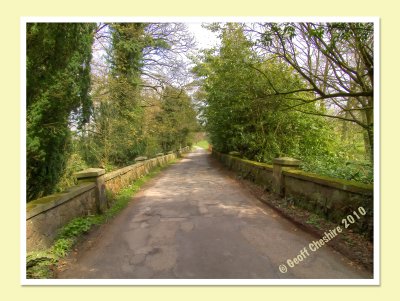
xmin=156 ymin=153 xmax=164 ymax=157
xmin=228 ymin=151 xmax=242 ymax=157
xmin=167 ymin=151 xmax=174 ymax=154
xmin=104 ymin=162 xmax=144 ymax=181
xmin=273 ymin=157 xmax=301 ymax=167
xmin=75 ymin=168 xmax=105 ymax=179
xmin=222 ymin=152 xmax=273 ymax=170
xmin=283 ymin=169 xmax=373 ymax=195
xmin=26 ymin=182 xmax=96 ymax=219
xmin=135 ymin=156 xmax=148 ymax=162
xmin=236 ymin=157 xmax=273 ymax=170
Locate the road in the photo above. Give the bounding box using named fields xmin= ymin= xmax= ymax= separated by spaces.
xmin=57 ymin=148 xmax=370 ymax=279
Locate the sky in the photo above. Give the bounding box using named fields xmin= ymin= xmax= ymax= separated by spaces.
xmin=186 ymin=23 xmax=220 ymax=50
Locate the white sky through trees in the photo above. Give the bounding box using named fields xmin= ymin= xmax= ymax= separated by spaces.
xmin=186 ymin=23 xmax=220 ymax=49
xmin=90 ymin=23 xmax=219 ymax=91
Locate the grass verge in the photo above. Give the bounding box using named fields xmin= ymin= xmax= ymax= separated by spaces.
xmin=26 ymin=159 xmax=177 ymax=279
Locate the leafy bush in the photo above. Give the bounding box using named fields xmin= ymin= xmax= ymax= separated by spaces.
xmin=58 ymin=217 xmax=95 ymax=239
xmin=302 ymin=156 xmax=373 ymax=184
xmin=54 ymin=152 xmax=88 ymax=193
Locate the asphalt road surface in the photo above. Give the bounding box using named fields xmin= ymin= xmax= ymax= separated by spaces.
xmin=57 ymin=148 xmax=371 ymax=279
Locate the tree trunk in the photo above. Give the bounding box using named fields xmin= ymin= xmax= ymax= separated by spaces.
xmin=360 ymin=99 xmax=373 ymax=162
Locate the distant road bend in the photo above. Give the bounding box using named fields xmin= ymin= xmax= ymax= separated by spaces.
xmin=58 ymin=148 xmax=371 ymax=279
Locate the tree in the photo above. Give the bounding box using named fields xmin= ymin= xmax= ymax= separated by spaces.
xmin=77 ymin=23 xmax=148 ymax=168
xmin=193 ymin=24 xmax=334 ymax=162
xmin=91 ymin=23 xmax=195 ymax=95
xmin=78 ymin=23 xmax=197 ymax=168
xmin=247 ymin=22 xmax=374 ymax=160
xmin=155 ymin=86 xmax=199 ymax=152
xmin=141 ymin=23 xmax=195 ymax=91
xmin=26 ymin=23 xmax=95 ymax=201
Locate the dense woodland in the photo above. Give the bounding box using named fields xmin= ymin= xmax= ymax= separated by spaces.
xmin=26 ymin=22 xmax=374 ymax=202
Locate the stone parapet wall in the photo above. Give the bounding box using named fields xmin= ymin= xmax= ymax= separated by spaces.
xmin=283 ymin=170 xmax=373 ymax=237
xmin=26 ymin=148 xmax=189 ymax=253
xmin=105 ymin=153 xmax=176 ymax=195
xmin=212 ymin=150 xmax=373 ymax=239
xmin=26 ymin=183 xmax=97 ymax=252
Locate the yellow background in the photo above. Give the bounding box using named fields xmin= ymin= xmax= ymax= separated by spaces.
xmin=1 ymin=0 xmax=396 ymax=299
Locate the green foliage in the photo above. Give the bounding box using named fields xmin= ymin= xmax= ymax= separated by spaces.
xmin=194 ymin=23 xmax=372 ymax=184
xmin=76 ymin=24 xmax=198 ymax=170
xmin=155 ymin=87 xmax=199 ymax=152
xmin=110 ymin=23 xmax=146 ymax=82
xmin=302 ymin=154 xmax=373 ymax=184
xmin=195 ymin=24 xmax=332 ymax=162
xmin=58 ymin=217 xmax=95 ymax=239
xmin=258 ymin=22 xmax=374 ymax=161
xmin=306 ymin=213 xmax=324 ymax=229
xmin=194 ymin=140 xmax=210 ymax=149
xmin=54 ymin=150 xmax=88 ymax=192
xmin=26 ymin=23 xmax=96 ymax=201
xmin=26 ymin=23 xmax=198 ymax=202
xmin=52 ymin=238 xmax=74 ymax=258
xmin=26 ymin=252 xmax=56 ymax=279
xmin=300 ymin=119 xmax=373 ymax=184
xmin=87 ymin=23 xmax=148 ymax=167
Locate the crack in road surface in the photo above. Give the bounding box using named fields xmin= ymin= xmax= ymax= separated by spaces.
xmin=57 ymin=148 xmax=371 ymax=279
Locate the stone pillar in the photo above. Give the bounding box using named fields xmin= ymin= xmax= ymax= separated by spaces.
xmin=75 ymin=168 xmax=107 ymax=213
xmin=272 ymin=157 xmax=301 ymax=196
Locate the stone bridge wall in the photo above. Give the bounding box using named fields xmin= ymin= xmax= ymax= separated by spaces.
xmin=212 ymin=151 xmax=373 ymax=239
xmin=26 ymin=147 xmax=190 ymax=253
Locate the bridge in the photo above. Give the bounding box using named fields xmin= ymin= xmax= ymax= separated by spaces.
xmin=52 ymin=148 xmax=371 ymax=279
